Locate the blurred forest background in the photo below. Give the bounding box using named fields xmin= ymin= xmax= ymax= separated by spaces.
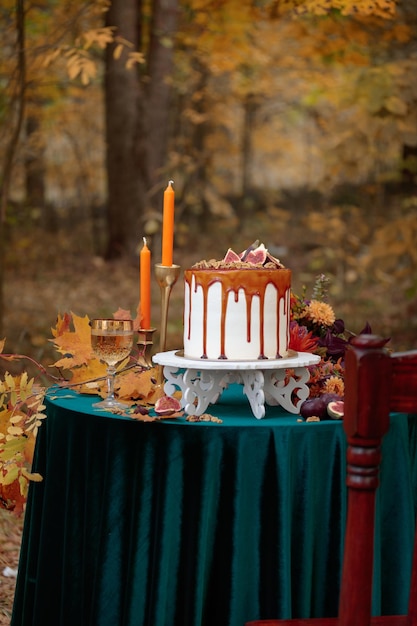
xmin=1 ymin=2 xmax=417 ymax=619
xmin=1 ymin=0 xmax=417 ymax=372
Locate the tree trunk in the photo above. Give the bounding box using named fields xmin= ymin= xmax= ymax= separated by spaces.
xmin=104 ymin=0 xmax=178 ymax=258
xmin=0 ymin=0 xmax=26 ymax=334
xmin=25 ymin=114 xmax=58 ymax=232
xmin=142 ymin=0 xmax=179 ymax=196
xmin=104 ymin=0 xmax=143 ymax=259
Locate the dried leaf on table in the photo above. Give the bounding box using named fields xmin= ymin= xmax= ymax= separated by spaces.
xmin=129 ymin=410 xmax=156 ymax=422
xmin=129 ymin=408 xmax=183 ymax=422
xmin=116 ymin=367 xmax=158 ymax=401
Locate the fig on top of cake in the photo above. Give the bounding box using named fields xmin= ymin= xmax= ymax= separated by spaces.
xmin=191 ymin=241 xmax=285 ymax=270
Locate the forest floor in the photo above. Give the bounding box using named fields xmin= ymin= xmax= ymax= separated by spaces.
xmin=1 ymin=189 xmax=417 ymax=622
xmin=0 ymin=511 xmax=23 ymax=625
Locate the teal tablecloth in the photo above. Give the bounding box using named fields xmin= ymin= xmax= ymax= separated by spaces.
xmin=11 ymin=386 xmax=417 ymax=626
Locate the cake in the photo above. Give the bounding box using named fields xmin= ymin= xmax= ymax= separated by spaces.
xmin=183 ymin=242 xmax=291 ymax=361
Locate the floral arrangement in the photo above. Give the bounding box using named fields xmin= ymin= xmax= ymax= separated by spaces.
xmin=0 ymin=273 xmax=374 ymax=513
xmin=289 ymin=273 xmax=375 ymax=419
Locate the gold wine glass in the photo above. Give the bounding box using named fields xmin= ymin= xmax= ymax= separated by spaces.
xmin=90 ymin=318 xmax=134 ymax=410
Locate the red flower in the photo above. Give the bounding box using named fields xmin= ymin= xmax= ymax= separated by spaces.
xmin=289 ymin=322 xmax=320 ymax=353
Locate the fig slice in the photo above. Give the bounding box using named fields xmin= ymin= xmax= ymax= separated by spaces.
xmin=155 ymin=395 xmax=182 ymax=416
xmin=223 ymin=248 xmax=241 ymax=264
xmin=245 ymin=243 xmax=267 ymax=265
xmin=327 ymin=400 xmax=344 ymax=419
xmin=266 ymin=251 xmax=284 ymax=268
xmin=240 ymin=239 xmax=260 ymax=261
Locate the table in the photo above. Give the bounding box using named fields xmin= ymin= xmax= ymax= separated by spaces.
xmin=12 ymin=387 xmax=417 ymax=626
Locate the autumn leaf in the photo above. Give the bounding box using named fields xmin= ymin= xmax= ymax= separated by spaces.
xmin=130 ymin=411 xmax=157 ymax=422
xmin=126 ymin=51 xmax=145 ymax=70
xmin=51 ymin=313 xmax=93 ymax=368
xmin=51 ymin=312 xmax=72 ymax=338
xmin=66 ymin=359 xmax=107 ymax=393
xmin=116 ymin=368 xmax=158 ymax=401
xmin=81 ymin=26 xmax=115 ymax=51
xmin=0 ymin=408 xmax=12 ymax=437
xmin=113 ymin=307 xmax=133 ymax=320
xmin=0 ymin=480 xmax=26 ymax=516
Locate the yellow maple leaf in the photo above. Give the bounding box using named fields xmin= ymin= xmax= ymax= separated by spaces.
xmin=65 ymin=359 xmax=107 ymax=393
xmin=51 ymin=312 xmax=72 ymax=338
xmin=116 ymin=368 xmax=158 ymax=401
xmin=50 ymin=313 xmax=93 ymax=368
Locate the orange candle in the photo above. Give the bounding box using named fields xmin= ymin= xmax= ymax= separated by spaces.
xmin=140 ymin=237 xmax=151 ymax=329
xmin=161 ymin=180 xmax=175 ymax=266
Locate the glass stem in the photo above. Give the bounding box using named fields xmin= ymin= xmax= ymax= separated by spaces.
xmin=106 ymin=365 xmax=116 ymax=400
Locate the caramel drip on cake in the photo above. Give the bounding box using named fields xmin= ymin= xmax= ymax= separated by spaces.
xmin=245 ymin=294 xmax=251 ymax=344
xmin=276 ymin=286 xmax=290 ymax=357
xmin=185 ymin=269 xmax=290 ymax=359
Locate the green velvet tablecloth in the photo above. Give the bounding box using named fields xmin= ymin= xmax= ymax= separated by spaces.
xmin=11 ymin=386 xmax=417 ymax=626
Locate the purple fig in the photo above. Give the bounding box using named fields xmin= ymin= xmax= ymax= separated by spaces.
xmin=300 ymin=397 xmax=328 ymax=419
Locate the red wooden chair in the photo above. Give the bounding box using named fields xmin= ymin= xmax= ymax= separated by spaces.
xmin=246 ymin=334 xmax=417 ymax=626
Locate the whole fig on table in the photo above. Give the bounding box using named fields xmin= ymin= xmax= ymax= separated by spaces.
xmin=300 ymin=396 xmax=328 ymax=419
xmin=300 ymin=393 xmax=342 ymax=421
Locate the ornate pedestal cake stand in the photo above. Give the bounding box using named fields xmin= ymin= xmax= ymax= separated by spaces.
xmin=152 ymin=350 xmax=321 ymax=419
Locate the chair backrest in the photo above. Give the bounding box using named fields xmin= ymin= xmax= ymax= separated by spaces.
xmin=339 ymin=334 xmax=417 ymax=626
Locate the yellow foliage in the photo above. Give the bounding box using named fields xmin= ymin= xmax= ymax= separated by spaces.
xmin=285 ymin=0 xmax=396 ymax=19
xmin=79 ymin=26 xmax=115 ymax=50
xmin=65 ymin=49 xmax=96 ymax=84
xmin=0 ymin=370 xmax=46 ymax=512
xmin=125 ymin=51 xmax=146 ymax=69
xmin=363 ymin=214 xmax=417 ymax=284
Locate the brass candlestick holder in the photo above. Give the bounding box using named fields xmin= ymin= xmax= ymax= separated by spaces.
xmin=155 ymin=263 xmax=181 ymax=383
xmin=136 ymin=327 xmax=156 ymax=368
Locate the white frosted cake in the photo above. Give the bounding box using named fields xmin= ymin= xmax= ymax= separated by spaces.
xmin=183 ymin=243 xmax=291 ymax=360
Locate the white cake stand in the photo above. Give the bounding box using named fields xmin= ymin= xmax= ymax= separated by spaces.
xmin=152 ymin=350 xmax=321 ymax=419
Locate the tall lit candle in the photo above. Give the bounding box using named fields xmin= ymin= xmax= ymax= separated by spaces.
xmin=140 ymin=237 xmax=151 ymax=329
xmin=161 ymin=180 xmax=175 ymax=266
